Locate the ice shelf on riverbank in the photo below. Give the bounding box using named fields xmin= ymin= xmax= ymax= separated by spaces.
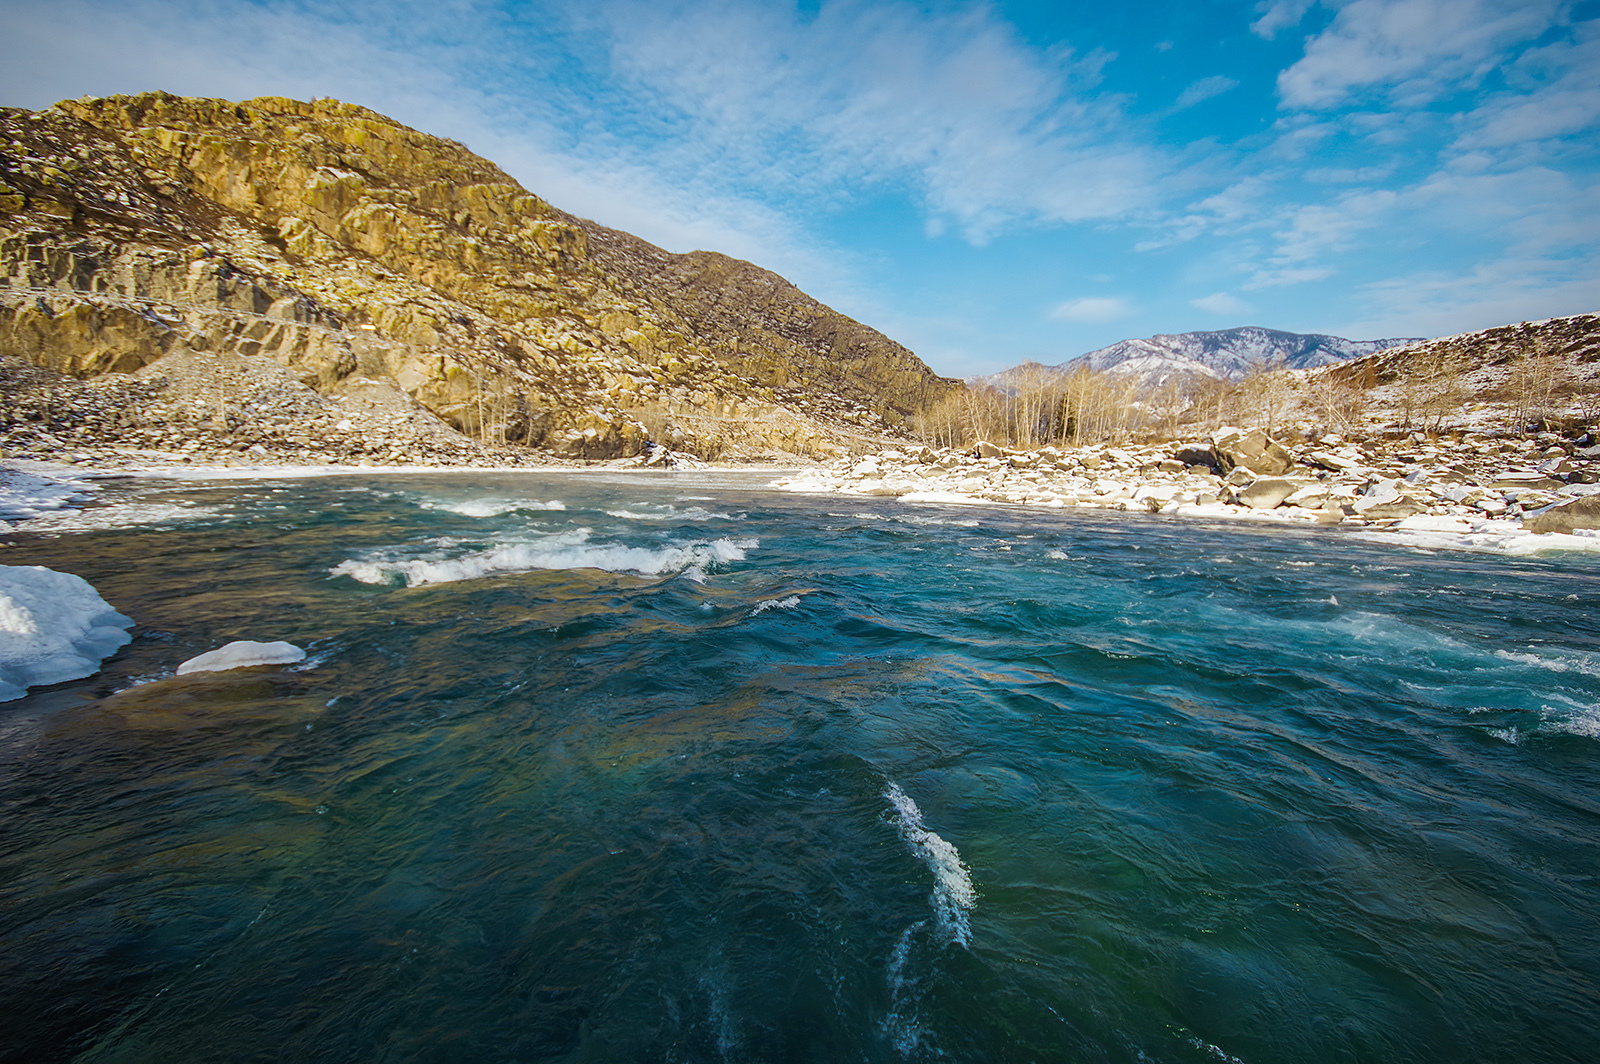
xmin=0 ymin=564 xmax=134 ymax=701
xmin=0 ymin=463 xmax=106 ymax=523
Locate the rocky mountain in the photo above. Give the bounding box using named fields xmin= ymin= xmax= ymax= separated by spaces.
xmin=0 ymin=92 xmax=958 ymax=462
xmin=977 ymin=326 xmax=1424 ymax=392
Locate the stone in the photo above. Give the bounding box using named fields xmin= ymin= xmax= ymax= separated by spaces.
xmin=1283 ymin=484 xmax=1332 ymax=508
xmin=1490 ymin=471 xmax=1565 ymax=490
xmin=1172 ymin=443 xmax=1221 ymax=472
xmin=1352 ymin=479 xmax=1425 ymax=519
xmin=1236 ymin=478 xmax=1300 ymax=509
xmin=1306 ymin=450 xmax=1358 ymax=471
xmin=973 ymin=440 xmax=1004 ymax=459
xmin=1212 ymin=427 xmax=1294 ymax=476
xmin=1524 ymin=494 xmax=1600 ymax=534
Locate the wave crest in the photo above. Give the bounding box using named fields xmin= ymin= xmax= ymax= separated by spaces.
xmin=331 ymin=531 xmax=756 ymax=587
xmin=885 ymin=782 xmax=975 ymax=946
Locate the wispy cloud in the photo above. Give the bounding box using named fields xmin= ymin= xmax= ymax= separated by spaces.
xmin=1277 ymin=0 xmax=1562 ymax=109
xmin=1174 ymin=75 xmax=1240 ymax=111
xmin=1191 ymin=292 xmax=1255 ymax=316
xmin=1345 ymin=256 xmax=1600 ymax=339
xmin=1048 ymin=297 xmax=1133 ymax=323
xmin=1452 ymin=22 xmax=1600 ymax=154
xmin=1250 ymin=0 xmax=1314 ymax=40
xmin=577 ymin=0 xmax=1163 ymax=241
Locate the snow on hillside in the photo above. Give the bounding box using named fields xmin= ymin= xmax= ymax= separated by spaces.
xmin=976 ymin=326 xmax=1425 ymax=391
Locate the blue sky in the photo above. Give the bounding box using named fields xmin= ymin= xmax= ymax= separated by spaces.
xmin=3 ymin=0 xmax=1597 ymax=377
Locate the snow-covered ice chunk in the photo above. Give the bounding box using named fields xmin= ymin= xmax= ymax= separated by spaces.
xmin=176 ymin=640 xmax=307 ymax=675
xmin=0 ymin=565 xmax=134 ymax=702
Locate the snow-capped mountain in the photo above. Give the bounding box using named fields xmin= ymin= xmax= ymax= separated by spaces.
xmin=975 ymin=326 xmax=1426 ymax=391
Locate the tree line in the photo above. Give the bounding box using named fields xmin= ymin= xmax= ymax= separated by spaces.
xmin=913 ymin=334 xmax=1594 ymax=451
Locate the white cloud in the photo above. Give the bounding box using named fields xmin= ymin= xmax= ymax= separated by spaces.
xmin=1048 ymin=297 xmax=1132 ymax=323
xmin=1174 ymin=76 xmax=1240 ymax=111
xmin=1251 ymin=0 xmax=1314 ymax=40
xmin=580 ymin=0 xmax=1164 ymax=241
xmin=1243 ymin=266 xmax=1336 ymax=290
xmin=1453 ymin=24 xmax=1600 ymax=152
xmin=1278 ymin=0 xmax=1561 ymax=109
xmin=1405 ymin=165 xmax=1600 ymax=256
xmin=1191 ymin=292 xmax=1255 ymax=316
xmin=1344 ymin=256 xmax=1600 ymax=339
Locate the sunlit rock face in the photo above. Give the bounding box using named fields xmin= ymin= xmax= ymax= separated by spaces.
xmin=0 ymin=93 xmax=957 ymax=460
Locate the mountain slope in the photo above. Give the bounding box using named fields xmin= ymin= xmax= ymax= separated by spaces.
xmin=977 ymin=326 xmax=1424 ymax=392
xmin=0 ymin=92 xmax=957 ymax=459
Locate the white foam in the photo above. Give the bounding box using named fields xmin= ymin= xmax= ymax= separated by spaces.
xmin=1546 ymin=708 xmax=1600 ymax=739
xmin=12 ymin=501 xmax=224 ymax=533
xmin=896 ymin=514 xmax=980 ymax=527
xmin=176 ymin=640 xmax=307 ymax=675
xmin=752 ymin=595 xmax=801 ymax=614
xmin=421 ymin=498 xmax=565 ymax=517
xmin=1 ymin=565 xmax=134 ymax=702
xmin=1047 ymin=549 xmax=1071 ymax=560
xmin=605 ymin=503 xmax=736 ymax=521
xmin=884 ymin=782 xmax=975 ymax=947
xmin=330 ymin=531 xmax=757 ymax=587
xmin=1493 ymin=649 xmax=1600 ymax=678
xmin=881 ymin=920 xmax=929 ymax=1056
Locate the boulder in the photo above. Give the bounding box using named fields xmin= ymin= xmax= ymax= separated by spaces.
xmin=1236 ymin=478 xmax=1300 ymax=509
xmin=973 ymin=440 xmax=1004 ymax=459
xmin=1283 ymin=484 xmax=1333 ymax=508
xmin=1490 ymin=472 xmax=1565 ymax=491
xmin=1172 ymin=442 xmax=1222 ymax=473
xmin=1212 ymin=427 xmax=1294 ymax=476
xmin=1307 ymin=450 xmax=1360 ymax=472
xmin=1351 ymin=478 xmax=1424 ymax=519
xmin=1524 ymin=494 xmax=1600 ymax=534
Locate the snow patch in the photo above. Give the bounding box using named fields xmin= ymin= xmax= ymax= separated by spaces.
xmin=1354 ymin=522 xmax=1600 ymax=556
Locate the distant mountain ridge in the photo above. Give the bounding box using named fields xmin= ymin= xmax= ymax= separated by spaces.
xmin=976 ymin=326 xmax=1427 ymax=391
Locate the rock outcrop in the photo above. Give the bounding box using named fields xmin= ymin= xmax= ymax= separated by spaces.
xmin=0 ymin=93 xmax=957 ymax=462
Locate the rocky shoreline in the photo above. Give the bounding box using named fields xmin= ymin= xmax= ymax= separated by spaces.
xmin=773 ymin=427 xmax=1600 ymax=546
xmin=6 ymin=359 xmax=1600 ymax=555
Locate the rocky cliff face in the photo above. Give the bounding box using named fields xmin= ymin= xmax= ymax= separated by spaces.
xmin=0 ymin=92 xmax=957 ymax=461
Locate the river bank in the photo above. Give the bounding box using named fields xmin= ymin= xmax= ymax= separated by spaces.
xmin=773 ymin=429 xmax=1600 ymax=556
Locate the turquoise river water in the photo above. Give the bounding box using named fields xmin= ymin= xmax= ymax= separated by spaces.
xmin=1 ymin=470 xmax=1598 ymax=1063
